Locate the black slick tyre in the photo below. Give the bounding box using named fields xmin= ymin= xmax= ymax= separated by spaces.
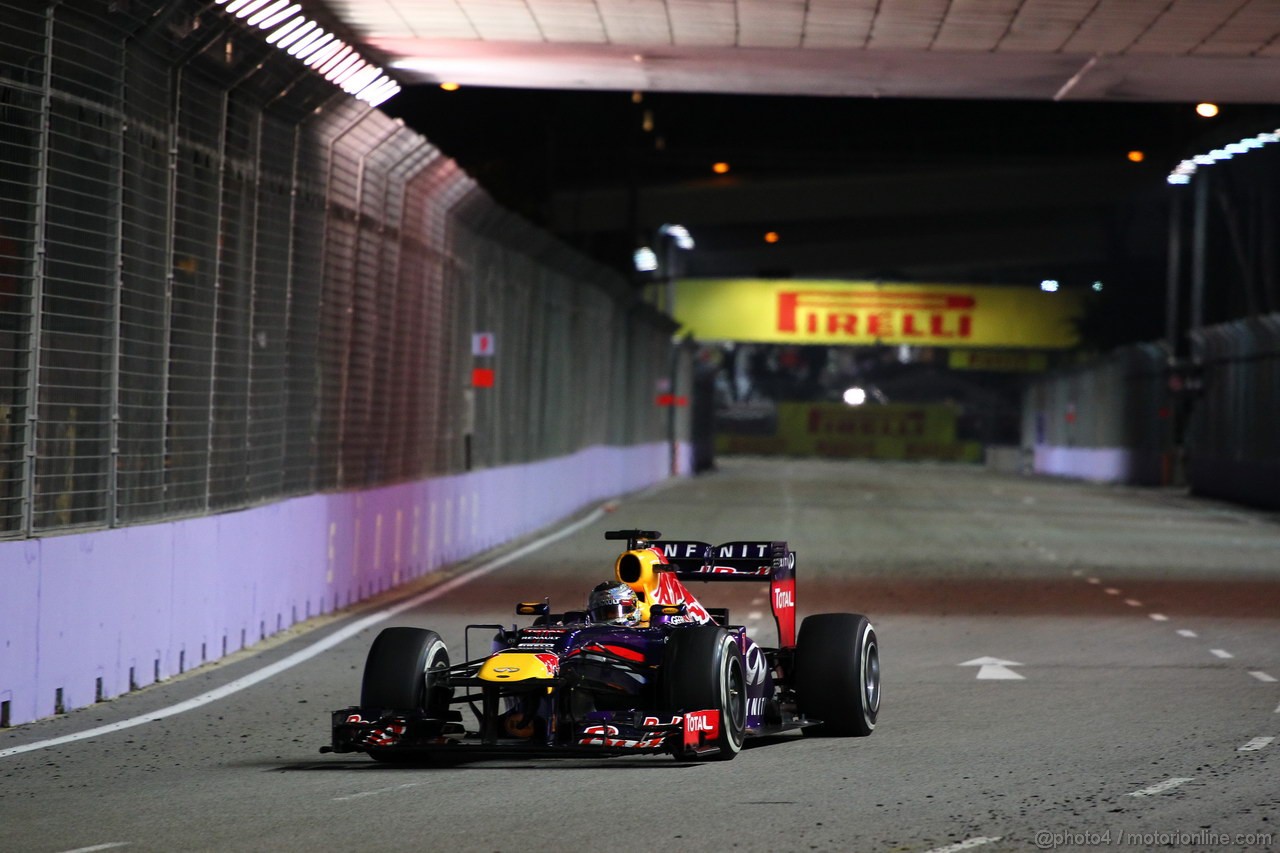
xmin=663 ymin=626 xmax=747 ymax=761
xmin=360 ymin=627 xmax=452 ymax=714
xmin=795 ymin=613 xmax=880 ymax=737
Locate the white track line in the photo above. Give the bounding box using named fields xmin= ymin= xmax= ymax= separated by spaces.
xmin=333 ymin=781 xmax=423 ymax=802
xmin=922 ymin=838 xmax=1002 ymax=853
xmin=1149 ymin=613 xmax=1169 ymax=621
xmin=1248 ymin=671 xmax=1276 ymax=683
xmin=1177 ymin=629 xmax=1198 ymax=638
xmin=1210 ymin=649 xmax=1234 ymax=659
xmin=57 ymin=845 xmax=129 ymax=853
xmin=0 ymin=505 xmax=609 ymax=760
xmin=1129 ymin=777 xmax=1193 ymax=797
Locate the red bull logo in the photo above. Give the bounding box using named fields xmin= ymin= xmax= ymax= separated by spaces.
xmin=654 ymin=573 xmax=713 ymax=624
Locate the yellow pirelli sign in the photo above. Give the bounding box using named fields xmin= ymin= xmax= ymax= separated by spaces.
xmin=674 ymin=279 xmax=1082 ymax=348
xmin=716 ymin=403 xmax=982 ymax=462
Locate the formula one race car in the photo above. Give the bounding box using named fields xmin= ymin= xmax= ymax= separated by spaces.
xmin=324 ymin=529 xmax=880 ymax=762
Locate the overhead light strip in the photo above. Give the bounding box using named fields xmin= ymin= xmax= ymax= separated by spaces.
xmin=213 ymin=0 xmax=399 ymax=107
xmin=1167 ymin=128 xmax=1280 ymax=185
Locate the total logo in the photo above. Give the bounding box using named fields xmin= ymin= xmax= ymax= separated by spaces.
xmin=773 ymin=588 xmax=794 ymax=609
xmin=684 ymin=711 xmax=719 ymax=734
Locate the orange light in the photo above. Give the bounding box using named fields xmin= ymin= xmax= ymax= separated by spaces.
xmin=1195 ymin=103 xmax=1219 ymax=118
xmin=764 ymin=231 xmax=780 ymax=244
xmin=712 ymin=162 xmax=730 ymax=174
xmin=1127 ymin=150 xmax=1145 ymax=163
xmin=440 ymin=81 xmax=460 ymax=92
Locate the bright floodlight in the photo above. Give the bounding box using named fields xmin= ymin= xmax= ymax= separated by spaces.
xmin=843 ymin=387 xmax=867 ymax=406
xmin=660 ymin=224 xmax=695 ymax=250
xmin=633 ymin=247 xmax=658 ymax=272
xmin=1040 ymin=279 xmax=1060 ymax=293
xmin=1196 ymin=103 xmax=1220 ymax=118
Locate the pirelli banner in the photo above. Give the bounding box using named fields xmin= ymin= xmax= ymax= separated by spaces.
xmin=717 ymin=403 xmax=983 ymax=462
xmin=675 ymin=279 xmax=1082 ymax=348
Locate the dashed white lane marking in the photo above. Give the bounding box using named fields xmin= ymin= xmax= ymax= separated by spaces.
xmin=922 ymin=837 xmax=1003 ymax=853
xmin=747 ymin=611 xmax=764 ymax=621
xmin=1249 ymin=671 xmax=1277 ymax=683
xmin=1238 ymin=737 xmax=1274 ymax=752
xmin=1124 ymin=599 xmax=1143 ymax=607
xmin=1149 ymin=613 xmax=1169 ymax=621
xmin=0 ymin=504 xmax=612 ymax=760
xmin=333 ymin=781 xmax=423 ymax=802
xmin=1129 ymin=777 xmax=1193 ymax=797
xmin=1210 ymin=649 xmax=1235 ymax=659
xmin=1105 ymin=588 xmax=1122 ymax=595
xmin=58 ymin=845 xmax=129 ymax=853
xmin=1087 ymin=577 xmax=1101 ymax=585
xmin=1177 ymin=629 xmax=1198 ymax=638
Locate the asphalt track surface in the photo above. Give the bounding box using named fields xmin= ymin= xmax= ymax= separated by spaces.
xmin=2 ymin=457 xmax=1277 ymax=853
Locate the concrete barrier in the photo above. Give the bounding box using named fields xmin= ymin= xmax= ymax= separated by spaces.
xmin=0 ymin=442 xmax=678 ymax=728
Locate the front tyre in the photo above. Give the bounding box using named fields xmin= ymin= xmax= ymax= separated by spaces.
xmin=663 ymin=626 xmax=747 ymax=761
xmin=360 ymin=627 xmax=452 ymax=715
xmin=795 ymin=613 xmax=879 ymax=737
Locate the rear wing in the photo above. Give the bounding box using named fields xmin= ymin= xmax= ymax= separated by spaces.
xmin=605 ymin=530 xmax=797 ymax=648
xmin=652 ymin=540 xmax=791 ymax=580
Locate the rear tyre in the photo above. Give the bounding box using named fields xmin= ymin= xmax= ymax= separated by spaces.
xmin=795 ymin=613 xmax=879 ymax=737
xmin=360 ymin=627 xmax=452 ymax=714
xmin=663 ymin=626 xmax=747 ymax=761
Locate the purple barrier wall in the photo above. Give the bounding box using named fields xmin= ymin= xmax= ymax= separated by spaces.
xmin=1033 ymin=445 xmax=1135 ymax=482
xmin=0 ymin=442 xmax=681 ymax=727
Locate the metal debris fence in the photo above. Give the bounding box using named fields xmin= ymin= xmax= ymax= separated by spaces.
xmin=0 ymin=1 xmax=680 ymax=539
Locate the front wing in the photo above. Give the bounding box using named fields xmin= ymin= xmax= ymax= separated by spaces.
xmin=324 ymin=707 xmax=731 ymax=759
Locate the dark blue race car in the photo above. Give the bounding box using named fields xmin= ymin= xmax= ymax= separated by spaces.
xmin=325 ymin=529 xmax=880 ymax=761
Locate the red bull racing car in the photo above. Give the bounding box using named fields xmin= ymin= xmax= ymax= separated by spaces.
xmin=324 ymin=529 xmax=880 ymax=761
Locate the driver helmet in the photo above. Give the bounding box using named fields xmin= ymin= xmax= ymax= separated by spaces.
xmin=588 ymin=581 xmax=639 ymax=626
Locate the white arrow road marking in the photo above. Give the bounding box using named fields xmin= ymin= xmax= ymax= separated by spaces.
xmin=1129 ymin=777 xmax=1193 ymax=797
xmin=1238 ymin=737 xmax=1274 ymax=752
xmin=960 ymin=657 xmax=1025 ymax=680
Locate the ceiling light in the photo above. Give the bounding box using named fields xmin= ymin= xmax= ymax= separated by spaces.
xmin=1195 ymin=103 xmax=1219 ymax=118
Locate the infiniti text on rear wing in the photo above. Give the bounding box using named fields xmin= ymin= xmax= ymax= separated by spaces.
xmin=652 ymin=540 xmax=797 ymax=648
